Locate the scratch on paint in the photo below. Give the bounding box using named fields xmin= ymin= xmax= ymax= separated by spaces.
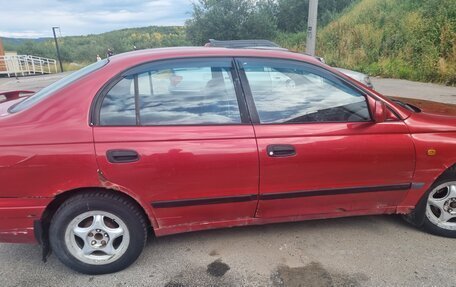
xmin=0 ymin=155 xmax=36 ymax=168
xmin=97 ymin=169 xmax=125 ymax=192
xmin=0 ymin=228 xmax=32 ymax=236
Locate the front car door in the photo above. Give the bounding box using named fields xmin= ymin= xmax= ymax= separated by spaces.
xmin=92 ymin=58 xmax=259 ymax=229
xmin=236 ymin=57 xmax=415 ymax=218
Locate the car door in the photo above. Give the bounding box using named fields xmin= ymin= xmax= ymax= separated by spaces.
xmin=92 ymin=58 xmax=259 ymax=228
xmin=236 ymin=57 xmax=415 ymax=218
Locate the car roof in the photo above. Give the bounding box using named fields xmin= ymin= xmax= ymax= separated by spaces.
xmin=106 ymin=46 xmax=324 ymax=68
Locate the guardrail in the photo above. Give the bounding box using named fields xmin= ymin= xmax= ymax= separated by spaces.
xmin=0 ymin=55 xmax=58 ymax=77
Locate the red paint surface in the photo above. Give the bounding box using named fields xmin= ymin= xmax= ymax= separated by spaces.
xmin=0 ymin=47 xmax=455 ymax=243
xmin=254 ymin=121 xmax=415 ymax=218
xmin=94 ymin=125 xmax=259 ymax=226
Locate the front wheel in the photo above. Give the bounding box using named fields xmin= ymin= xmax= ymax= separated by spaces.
xmin=49 ymin=191 xmax=147 ymax=274
xmin=421 ymin=180 xmax=456 ymax=238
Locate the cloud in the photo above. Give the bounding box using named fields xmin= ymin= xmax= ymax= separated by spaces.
xmin=0 ymin=0 xmax=193 ymax=38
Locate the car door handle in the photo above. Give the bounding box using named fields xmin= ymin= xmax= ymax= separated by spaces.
xmin=267 ymin=145 xmax=296 ymax=157
xmin=106 ymin=149 xmax=139 ymax=163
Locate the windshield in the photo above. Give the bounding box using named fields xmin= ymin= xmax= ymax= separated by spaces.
xmin=9 ymin=59 xmax=108 ymax=113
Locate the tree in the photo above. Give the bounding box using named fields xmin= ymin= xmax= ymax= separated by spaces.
xmin=185 ymin=0 xmax=278 ymax=45
xmin=241 ymin=0 xmax=278 ymax=39
xmin=277 ymin=0 xmax=309 ymax=33
xmin=277 ymin=0 xmax=359 ymax=33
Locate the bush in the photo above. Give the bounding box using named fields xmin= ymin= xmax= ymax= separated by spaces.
xmin=317 ymin=0 xmax=456 ymax=85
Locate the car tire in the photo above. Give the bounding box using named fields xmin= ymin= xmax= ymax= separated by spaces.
xmin=409 ymin=176 xmax=456 ymax=238
xmin=49 ymin=191 xmax=147 ymax=274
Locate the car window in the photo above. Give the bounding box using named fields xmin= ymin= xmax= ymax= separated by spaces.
xmin=99 ymin=76 xmax=136 ymax=126
xmin=99 ymin=59 xmax=242 ymax=126
xmin=240 ymin=59 xmax=371 ymax=124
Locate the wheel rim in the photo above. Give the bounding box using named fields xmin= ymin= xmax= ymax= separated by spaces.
xmin=426 ymin=181 xmax=456 ymax=231
xmin=64 ymin=211 xmax=130 ymax=265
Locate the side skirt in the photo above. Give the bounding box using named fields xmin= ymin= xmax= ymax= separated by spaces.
xmin=153 ymin=206 xmax=401 ymax=237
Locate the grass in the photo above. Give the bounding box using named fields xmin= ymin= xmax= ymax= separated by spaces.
xmin=315 ymin=0 xmax=456 ymax=85
xmin=61 ymin=62 xmax=90 ymax=72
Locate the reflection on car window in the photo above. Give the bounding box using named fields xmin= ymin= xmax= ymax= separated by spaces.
xmin=241 ymin=59 xmax=370 ymax=124
xmin=100 ymin=77 xmax=136 ymax=126
xmin=99 ymin=59 xmax=242 ymax=126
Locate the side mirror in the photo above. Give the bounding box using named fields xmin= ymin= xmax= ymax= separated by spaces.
xmin=373 ymin=100 xmax=388 ymax=123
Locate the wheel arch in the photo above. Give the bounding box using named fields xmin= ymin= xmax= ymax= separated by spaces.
xmin=405 ymin=163 xmax=456 ymax=226
xmin=436 ymin=163 xmax=456 ymax=182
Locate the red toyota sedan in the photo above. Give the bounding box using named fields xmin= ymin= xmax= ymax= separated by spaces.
xmin=1 ymin=47 xmax=455 ymax=274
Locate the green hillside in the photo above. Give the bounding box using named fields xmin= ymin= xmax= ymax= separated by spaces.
xmin=318 ymin=0 xmax=456 ymax=85
xmin=3 ymin=37 xmax=51 ymax=47
xmin=3 ymin=26 xmax=189 ymax=65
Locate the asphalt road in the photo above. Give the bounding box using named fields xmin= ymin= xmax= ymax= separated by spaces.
xmin=1 ymin=74 xmax=456 ymax=287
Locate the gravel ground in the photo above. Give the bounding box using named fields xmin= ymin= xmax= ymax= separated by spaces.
xmin=371 ymin=77 xmax=456 ymax=104
xmin=0 ymin=72 xmax=73 ymax=92
xmin=1 ymin=216 xmax=455 ymax=287
xmin=1 ymin=73 xmax=455 ymax=287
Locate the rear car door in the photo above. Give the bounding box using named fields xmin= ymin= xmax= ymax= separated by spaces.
xmin=92 ymin=58 xmax=259 ymax=227
xmin=236 ymin=58 xmax=415 ymax=218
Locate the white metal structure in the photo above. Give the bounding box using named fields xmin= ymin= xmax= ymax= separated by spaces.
xmin=0 ymin=55 xmax=58 ymax=77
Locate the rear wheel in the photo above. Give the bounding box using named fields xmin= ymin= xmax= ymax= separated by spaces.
xmin=49 ymin=191 xmax=147 ymax=274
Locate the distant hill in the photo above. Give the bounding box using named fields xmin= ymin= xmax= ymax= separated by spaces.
xmin=3 ymin=37 xmax=52 ymax=48
xmin=2 ymin=26 xmax=189 ymax=63
xmin=318 ymin=0 xmax=456 ymax=85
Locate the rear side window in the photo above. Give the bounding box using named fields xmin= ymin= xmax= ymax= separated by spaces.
xmin=99 ymin=59 xmax=242 ymax=126
xmin=240 ymin=58 xmax=371 ymax=124
xmin=99 ymin=77 xmax=136 ymax=126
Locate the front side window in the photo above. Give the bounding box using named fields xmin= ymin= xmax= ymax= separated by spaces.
xmin=240 ymin=59 xmax=371 ymax=124
xmin=99 ymin=59 xmax=242 ymax=126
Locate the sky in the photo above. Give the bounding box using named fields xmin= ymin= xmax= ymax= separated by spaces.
xmin=0 ymin=0 xmax=193 ymax=38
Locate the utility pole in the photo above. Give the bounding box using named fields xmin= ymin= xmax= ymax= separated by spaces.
xmin=0 ymin=37 xmax=6 ymax=73
xmin=52 ymin=27 xmax=64 ymax=72
xmin=306 ymin=0 xmax=318 ymax=56
xmin=0 ymin=37 xmax=5 ymax=56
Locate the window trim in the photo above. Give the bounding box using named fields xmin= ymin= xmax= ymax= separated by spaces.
xmin=133 ymin=74 xmax=141 ymax=125
xmin=235 ymin=57 xmax=376 ymax=125
xmin=91 ymin=57 xmax=251 ymax=127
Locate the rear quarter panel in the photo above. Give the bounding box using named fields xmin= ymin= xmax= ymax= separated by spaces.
xmin=0 ymin=74 xmax=106 ymax=199
xmin=0 ymin=73 xmax=105 ymax=243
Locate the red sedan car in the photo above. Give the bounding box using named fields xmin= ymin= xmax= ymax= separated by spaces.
xmin=1 ymin=47 xmax=455 ymax=274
